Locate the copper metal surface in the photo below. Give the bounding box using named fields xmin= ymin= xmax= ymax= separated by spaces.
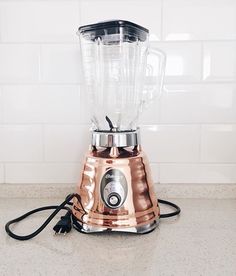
xmin=72 ymin=147 xmax=160 ymax=233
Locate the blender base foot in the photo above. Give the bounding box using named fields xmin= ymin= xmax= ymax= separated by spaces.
xmin=72 ymin=216 xmax=159 ymax=234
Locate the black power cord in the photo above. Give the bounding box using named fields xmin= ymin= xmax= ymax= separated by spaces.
xmin=5 ymin=194 xmax=77 ymax=241
xmin=5 ymin=194 xmax=181 ymax=241
xmin=159 ymin=199 xmax=181 ymax=218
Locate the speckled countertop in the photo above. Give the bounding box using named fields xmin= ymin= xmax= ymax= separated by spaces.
xmin=1 ymin=198 xmax=236 ymax=276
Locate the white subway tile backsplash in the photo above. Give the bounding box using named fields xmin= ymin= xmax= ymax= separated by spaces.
xmin=0 ymin=45 xmax=40 ymax=83
xmin=0 ymin=164 xmax=4 ymax=183
xmin=2 ymin=85 xmax=43 ymax=123
xmin=2 ymin=85 xmax=83 ymax=123
xmin=160 ymin=84 xmax=236 ymax=124
xmin=201 ymin=125 xmax=236 ymax=163
xmin=163 ymin=0 xmax=236 ymax=41
xmin=150 ymin=163 xmax=160 ymax=184
xmin=5 ymin=163 xmax=81 ymax=184
xmin=0 ymin=0 xmax=235 ymax=186
xmin=141 ymin=125 xmax=200 ymax=163
xmin=2 ymin=85 xmax=81 ymax=124
xmin=0 ymin=125 xmax=43 ymax=162
xmin=40 ymin=44 xmax=80 ymax=83
xmin=203 ymin=42 xmax=236 ymax=82
xmin=80 ymin=0 xmax=161 ymax=40
xmin=0 ymin=88 xmax=3 ymax=123
xmin=160 ymin=163 xmax=236 ymax=184
xmin=78 ymin=86 xmax=93 ymax=125
xmin=0 ymin=1 xmax=79 ymax=42
xmin=140 ymin=97 xmax=160 ymax=125
xmin=154 ymin=42 xmax=202 ymax=83
xmin=44 ymin=125 xmax=90 ymax=162
xmin=42 ymin=85 xmax=81 ymax=124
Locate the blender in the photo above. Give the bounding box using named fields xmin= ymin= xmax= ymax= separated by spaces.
xmin=72 ymin=20 xmax=166 ymax=234
xmin=5 ymin=20 xmax=181 ymax=240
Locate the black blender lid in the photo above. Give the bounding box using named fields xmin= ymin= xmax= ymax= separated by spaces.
xmin=79 ymin=20 xmax=149 ymax=34
xmin=78 ymin=20 xmax=149 ymax=42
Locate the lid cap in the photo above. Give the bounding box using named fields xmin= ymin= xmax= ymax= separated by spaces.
xmin=78 ymin=20 xmax=149 ymax=43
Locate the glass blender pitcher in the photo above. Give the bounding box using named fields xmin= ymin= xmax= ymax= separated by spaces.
xmin=72 ymin=20 xmax=166 ymax=234
xmin=79 ymin=20 xmax=165 ymax=131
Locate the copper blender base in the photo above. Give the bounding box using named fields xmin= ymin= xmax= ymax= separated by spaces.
xmin=72 ymin=216 xmax=159 ymax=234
xmin=72 ymin=146 xmax=160 ymax=234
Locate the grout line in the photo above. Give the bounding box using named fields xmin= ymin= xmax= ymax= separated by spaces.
xmin=151 ymin=39 xmax=236 ymax=43
xmin=3 ymin=163 xmax=6 ymax=184
xmin=0 ymin=84 xmax=81 ymax=87
xmin=2 ymin=162 xmax=81 ymax=165
xmin=153 ymin=162 xmax=236 ymax=165
xmin=0 ymin=42 xmax=78 ymax=45
xmin=199 ymin=124 xmax=203 ymax=163
xmin=0 ymin=123 xmax=91 ymax=126
xmin=0 ymin=82 xmax=81 ymax=85
xmin=163 ymin=81 xmax=236 ymax=85
xmin=0 ymin=20 xmax=2 ymax=43
xmin=0 ymin=40 xmax=236 ymax=45
xmin=1 ymin=81 xmax=236 ymax=86
xmin=158 ymin=163 xmax=161 ymax=184
xmin=160 ymin=0 xmax=164 ymax=41
xmin=163 ymin=80 xmax=236 ymax=85
xmin=1 ymin=122 xmax=236 ymax=126
xmin=198 ymin=124 xmax=202 ymax=163
xmin=200 ymin=42 xmax=204 ymax=81
xmin=78 ymin=0 xmax=82 ymax=25
xmin=41 ymin=124 xmax=45 ymax=162
xmin=149 ymin=161 xmax=236 ymax=165
xmin=141 ymin=123 xmax=236 ymax=126
xmin=0 ymin=87 xmax=3 ymax=123
xmin=38 ymin=44 xmax=42 ymax=82
xmin=1 ymin=161 xmax=236 ymax=165
xmin=158 ymin=161 xmax=236 ymax=165
xmin=0 ymin=0 xmax=80 ymax=2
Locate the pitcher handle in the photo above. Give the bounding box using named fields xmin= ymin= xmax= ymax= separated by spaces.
xmin=144 ymin=47 xmax=166 ymax=103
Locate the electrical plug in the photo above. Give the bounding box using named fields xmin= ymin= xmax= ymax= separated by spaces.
xmin=53 ymin=211 xmax=72 ymax=235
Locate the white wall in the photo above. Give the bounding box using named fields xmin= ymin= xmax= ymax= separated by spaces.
xmin=0 ymin=0 xmax=236 ymax=185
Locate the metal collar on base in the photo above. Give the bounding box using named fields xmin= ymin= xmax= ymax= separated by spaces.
xmin=91 ymin=129 xmax=140 ymax=148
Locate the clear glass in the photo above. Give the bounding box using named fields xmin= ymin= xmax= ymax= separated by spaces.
xmin=79 ymin=31 xmax=165 ymax=131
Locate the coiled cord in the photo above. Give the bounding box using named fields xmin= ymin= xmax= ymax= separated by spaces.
xmin=5 ymin=194 xmax=181 ymax=241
